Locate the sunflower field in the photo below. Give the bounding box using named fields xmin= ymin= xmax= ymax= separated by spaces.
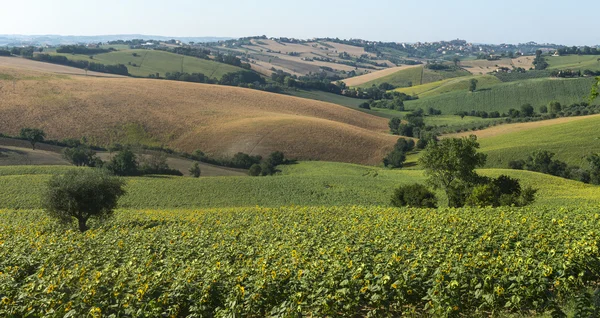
xmin=1 ymin=206 xmax=600 ymax=317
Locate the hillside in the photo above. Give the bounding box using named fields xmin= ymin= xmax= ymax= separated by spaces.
xmin=50 ymin=49 xmax=245 ymax=78
xmin=0 ymin=56 xmax=125 ymax=78
xmin=395 ymin=75 xmax=501 ymax=98
xmin=341 ymin=64 xmax=422 ymax=87
xmin=1 ymin=163 xmax=598 ymax=209
xmin=353 ymin=65 xmax=471 ymax=89
xmin=547 ymin=55 xmax=600 ymax=71
xmin=405 ymin=77 xmax=595 ymax=114
xmin=447 ymin=115 xmax=600 ymax=168
xmin=0 ymin=65 xmax=396 ymax=165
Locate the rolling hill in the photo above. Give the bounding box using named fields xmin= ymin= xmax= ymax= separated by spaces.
xmin=341 ymin=64 xmax=422 ymax=87
xmin=404 ymin=77 xmax=595 ymax=114
xmin=0 ymin=64 xmax=397 ymax=165
xmin=547 ymin=55 xmax=600 ymax=71
xmin=352 ymin=65 xmax=471 ymax=89
xmin=49 ymin=49 xmax=245 ymax=78
xmin=446 ymin=115 xmax=600 ymax=168
xmin=395 ymin=75 xmax=502 ymax=98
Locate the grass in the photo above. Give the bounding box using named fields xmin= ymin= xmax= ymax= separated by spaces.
xmin=395 ymin=75 xmax=502 ymax=98
xmin=0 ymin=162 xmax=598 ymax=210
xmin=405 ymin=77 xmax=595 ymax=114
xmin=475 ymin=115 xmax=600 ymax=168
xmin=0 ymin=67 xmax=396 ymax=165
xmin=547 ymin=55 xmax=600 ymax=71
xmin=356 ymin=66 xmax=471 ymax=89
xmin=51 ymin=49 xmax=244 ymax=78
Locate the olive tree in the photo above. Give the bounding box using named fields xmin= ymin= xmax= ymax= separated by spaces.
xmin=189 ymin=162 xmax=201 ymax=178
xmin=43 ymin=169 xmax=126 ymax=232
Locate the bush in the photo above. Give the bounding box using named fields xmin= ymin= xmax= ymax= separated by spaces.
xmin=248 ymin=164 xmax=262 ymax=176
xmin=466 ymin=175 xmax=536 ymax=207
xmin=43 ymin=169 xmax=126 ymax=232
xmin=105 ymin=149 xmax=139 ymax=176
xmin=383 ymin=150 xmax=406 ymax=168
xmin=390 ymin=184 xmax=437 ymax=208
xmin=62 ymin=146 xmax=103 ymax=167
xmin=189 ymin=162 xmax=201 ymax=178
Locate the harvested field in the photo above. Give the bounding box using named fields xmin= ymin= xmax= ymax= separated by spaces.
xmin=0 ymin=66 xmax=396 ymax=165
xmin=0 ymin=56 xmax=125 ymax=78
xmin=341 ymin=64 xmax=422 ymax=87
xmin=461 ymin=57 xmax=534 ymax=75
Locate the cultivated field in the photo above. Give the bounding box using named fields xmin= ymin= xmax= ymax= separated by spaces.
xmin=0 ymin=56 xmax=125 ymax=78
xmin=547 ymin=55 xmax=600 ymax=71
xmin=50 ymin=49 xmax=244 ymax=78
xmin=395 ymin=75 xmax=501 ymax=98
xmin=405 ymin=77 xmax=595 ymax=114
xmin=341 ymin=64 xmax=422 ymax=87
xmin=460 ymin=57 xmax=534 ymax=75
xmin=0 ymin=65 xmax=396 ymax=164
xmin=444 ymin=115 xmax=600 ymax=167
xmin=355 ymin=66 xmax=471 ymax=89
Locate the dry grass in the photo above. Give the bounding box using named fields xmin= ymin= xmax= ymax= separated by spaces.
xmin=0 ymin=65 xmax=396 ymax=165
xmin=460 ymin=57 xmax=534 ymax=75
xmin=341 ymin=64 xmax=422 ymax=87
xmin=0 ymin=56 xmax=126 ymax=78
xmin=443 ymin=114 xmax=600 ymax=139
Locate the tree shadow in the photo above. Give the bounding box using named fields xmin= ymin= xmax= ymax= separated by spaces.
xmin=0 ymin=147 xmax=27 ymax=155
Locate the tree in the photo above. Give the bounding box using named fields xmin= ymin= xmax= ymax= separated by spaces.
xmin=524 ymin=150 xmax=568 ymax=177
xmin=20 ymin=128 xmax=46 ymax=150
xmin=539 ymin=105 xmax=548 ymax=114
xmin=105 ymin=149 xmax=139 ymax=176
xmin=383 ymin=150 xmax=406 ymax=168
xmin=469 ymin=79 xmax=478 ymax=92
xmin=390 ymin=184 xmax=437 ymax=208
xmin=267 ymin=151 xmax=285 ymax=167
xmin=248 ymin=164 xmax=262 ymax=176
xmin=43 ymin=169 xmax=126 ymax=232
xmin=591 ymin=76 xmax=600 ymax=102
xmin=520 ymin=104 xmax=534 ymax=117
xmin=549 ymin=101 xmax=562 ymax=114
xmin=189 ymin=162 xmax=201 ymax=178
xmin=63 ymin=146 xmax=103 ymax=167
xmin=388 ymin=117 xmax=401 ymax=134
xmin=587 ymin=153 xmax=600 ymax=185
xmin=419 ymin=136 xmax=487 ymax=207
xmin=358 ymin=102 xmax=371 ymax=110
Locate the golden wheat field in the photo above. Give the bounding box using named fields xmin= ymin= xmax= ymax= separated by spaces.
xmin=341 ymin=64 xmax=422 ymax=87
xmin=0 ymin=64 xmax=396 ymax=164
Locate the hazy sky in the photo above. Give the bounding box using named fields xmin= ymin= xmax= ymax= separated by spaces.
xmin=1 ymin=0 xmax=598 ymax=45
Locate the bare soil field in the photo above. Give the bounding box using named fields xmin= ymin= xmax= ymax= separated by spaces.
xmin=341 ymin=64 xmax=423 ymax=87
xmin=0 ymin=56 xmax=126 ymax=78
xmin=460 ymin=57 xmax=535 ymax=75
xmin=443 ymin=114 xmax=600 ymax=139
xmin=0 ymin=65 xmax=396 ymax=165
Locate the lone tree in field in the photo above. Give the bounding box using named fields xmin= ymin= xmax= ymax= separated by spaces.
xmin=419 ymin=135 xmax=487 ymax=207
xmin=469 ymin=79 xmax=478 ymax=92
xmin=20 ymin=128 xmax=46 ymax=150
xmin=43 ymin=169 xmax=126 ymax=232
xmin=189 ymin=162 xmax=201 ymax=178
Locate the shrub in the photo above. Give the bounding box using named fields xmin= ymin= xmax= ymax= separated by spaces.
xmin=19 ymin=128 xmax=46 ymax=150
xmin=62 ymin=146 xmax=103 ymax=167
xmin=466 ymin=175 xmax=536 ymax=207
xmin=383 ymin=150 xmax=406 ymax=168
xmin=43 ymin=169 xmax=126 ymax=232
xmin=105 ymin=149 xmax=139 ymax=176
xmin=189 ymin=162 xmax=201 ymax=178
xmin=390 ymin=184 xmax=437 ymax=208
xmin=248 ymin=164 xmax=262 ymax=176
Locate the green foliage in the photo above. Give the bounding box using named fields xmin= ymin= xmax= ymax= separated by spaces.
xmin=591 ymin=76 xmax=600 ymax=102
xmin=62 ymin=146 xmax=103 ymax=167
xmin=43 ymin=169 xmax=125 ymax=232
xmin=2 ymin=206 xmax=600 ymax=316
xmin=248 ymin=164 xmax=262 ymax=176
xmin=189 ymin=162 xmax=201 ymax=178
xmin=105 ymin=149 xmax=139 ymax=176
xmin=469 ymin=78 xmax=477 ymax=92
xmin=419 ymin=136 xmax=487 ymax=207
xmin=466 ymin=175 xmax=537 ymax=207
xmin=267 ymin=151 xmax=285 ymax=167
xmin=405 ymin=77 xmax=596 ymax=114
xmin=19 ymin=128 xmax=46 ymax=150
xmin=383 ymin=150 xmax=406 ymax=168
xmin=390 ymin=184 xmax=437 ymax=208
xmin=520 ymin=103 xmax=535 ymax=117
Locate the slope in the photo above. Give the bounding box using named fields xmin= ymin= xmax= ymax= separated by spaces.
xmin=0 ymin=65 xmax=396 ymax=165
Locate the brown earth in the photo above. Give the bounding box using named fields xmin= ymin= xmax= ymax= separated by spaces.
xmin=341 ymin=64 xmax=423 ymax=87
xmin=0 ymin=64 xmax=397 ymax=165
xmin=0 ymin=56 xmax=126 ymax=78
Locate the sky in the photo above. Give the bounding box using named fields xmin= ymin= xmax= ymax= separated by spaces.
xmin=1 ymin=0 xmax=598 ymax=45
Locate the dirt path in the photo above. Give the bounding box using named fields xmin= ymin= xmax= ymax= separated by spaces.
xmin=0 ymin=56 xmax=126 ymax=78
xmin=443 ymin=114 xmax=600 ymax=139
